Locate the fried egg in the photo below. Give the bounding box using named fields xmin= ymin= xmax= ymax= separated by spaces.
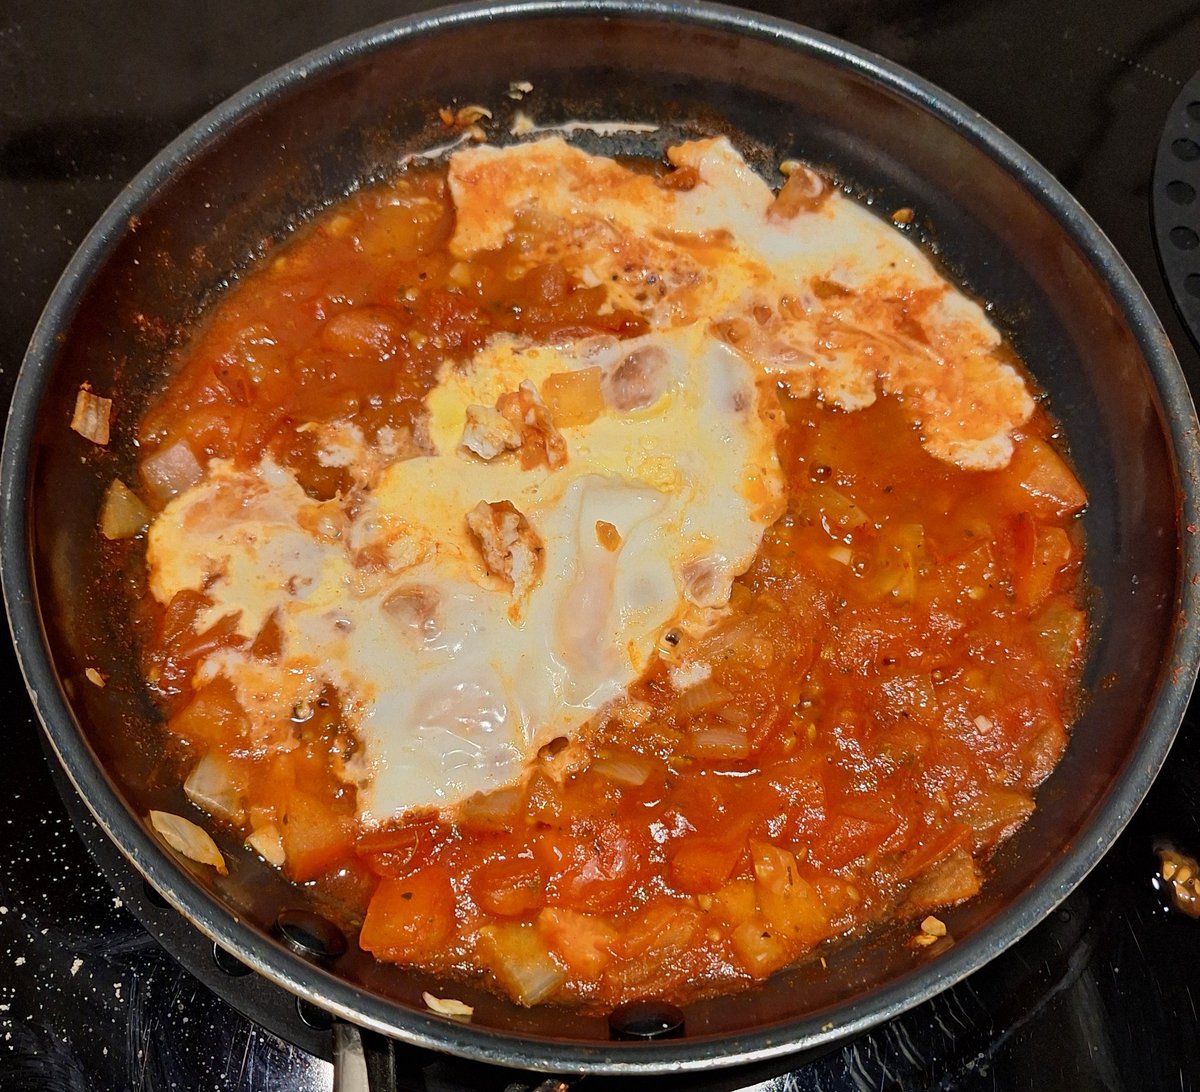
xmin=450 ymin=137 xmax=1033 ymax=468
xmin=147 ymin=136 xmax=1035 ymax=824
xmin=148 ymin=324 xmax=785 ymax=821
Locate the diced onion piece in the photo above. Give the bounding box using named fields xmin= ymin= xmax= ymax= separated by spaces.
xmin=715 ymin=704 xmax=754 ymax=727
xmin=477 ymin=923 xmax=568 ymax=1006
xmin=710 ymin=877 xmax=757 ymax=925
xmin=99 ymin=479 xmax=153 ymax=540
xmin=70 ymin=386 xmax=112 ymax=445
xmin=688 ymin=725 xmax=751 ymax=759
xmin=455 ymin=104 xmax=493 ymax=125
xmin=770 ymin=163 xmax=830 ymax=219
xmin=960 ymin=788 xmax=1034 ymax=843
xmin=816 ymin=486 xmax=870 ymax=531
xmin=422 ymin=992 xmax=474 ymax=1019
xmin=731 ymin=917 xmax=792 ymax=976
xmin=1036 ymin=602 xmax=1087 ymax=673
xmin=510 ymin=110 xmax=536 ymax=137
xmin=701 ymin=617 xmax=761 ymax=658
xmin=1011 ymin=438 xmax=1087 ymax=516
xmin=921 ymin=915 xmax=948 ymax=937
xmin=246 ymin=824 xmax=285 ymax=868
xmin=457 ymin=786 xmax=522 ymax=831
xmin=591 ymin=754 xmax=655 ymax=787
xmin=902 ymin=848 xmax=981 ymax=914
xmin=750 ymin=840 xmax=829 ymax=947
xmin=183 ymin=751 xmax=245 ymax=824
xmin=668 ymin=660 xmax=712 ymax=691
xmin=149 ymin=810 xmax=228 ymax=875
xmin=140 ymin=439 xmax=203 ymax=505
xmin=674 ymin=679 xmax=733 ymax=716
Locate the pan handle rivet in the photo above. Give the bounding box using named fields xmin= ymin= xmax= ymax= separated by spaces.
xmin=275 ymin=907 xmax=348 ymax=961
xmin=608 ymin=999 xmax=685 ymax=1040
xmin=296 ymin=996 xmax=334 ymax=1031
xmin=141 ymin=880 xmax=170 ymax=909
xmin=211 ymin=940 xmax=252 ymax=976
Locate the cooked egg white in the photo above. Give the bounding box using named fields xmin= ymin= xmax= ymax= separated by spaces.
xmin=450 ymin=137 xmax=1033 ymax=469
xmin=148 ymin=324 xmax=784 ymax=821
xmin=146 ymin=136 xmax=1037 ymax=826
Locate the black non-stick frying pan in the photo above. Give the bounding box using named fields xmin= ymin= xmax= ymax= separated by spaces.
xmin=3 ymin=0 xmax=1199 ymax=1079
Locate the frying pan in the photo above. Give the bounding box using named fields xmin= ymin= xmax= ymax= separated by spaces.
xmin=3 ymin=0 xmax=1199 ymax=1079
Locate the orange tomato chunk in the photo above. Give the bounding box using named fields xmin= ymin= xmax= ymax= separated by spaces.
xmin=359 ymin=866 xmax=456 ymax=960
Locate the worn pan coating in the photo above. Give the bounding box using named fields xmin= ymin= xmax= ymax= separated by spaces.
xmin=3 ymin=0 xmax=1199 ymax=1076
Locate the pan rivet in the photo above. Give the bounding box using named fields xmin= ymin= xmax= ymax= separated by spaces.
xmin=275 ymin=908 xmax=348 ymax=961
xmin=296 ymin=997 xmax=334 ymax=1031
xmin=141 ymin=880 xmax=170 ymax=909
xmin=608 ymin=999 xmax=686 ymax=1040
xmin=211 ymin=941 xmax=252 ymax=977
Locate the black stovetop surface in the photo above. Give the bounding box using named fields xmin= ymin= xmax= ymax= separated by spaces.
xmin=4 ymin=2 xmax=1200 ymax=1089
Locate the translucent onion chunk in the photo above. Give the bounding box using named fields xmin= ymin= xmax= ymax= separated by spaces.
xmin=149 ymin=809 xmax=228 ymax=875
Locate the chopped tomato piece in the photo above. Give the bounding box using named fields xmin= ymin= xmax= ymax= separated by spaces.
xmin=281 ymin=788 xmax=355 ymax=882
xmin=471 ymin=857 xmax=545 ymax=917
xmin=536 ymin=907 xmax=617 ymax=977
xmin=355 ymin=816 xmax=448 ymax=878
xmin=167 ymin=676 xmax=250 ymax=747
xmin=359 ymin=865 xmax=456 ymax=961
xmin=808 ymin=809 xmax=897 ymax=872
xmin=537 ymin=822 xmax=644 ymax=914
xmin=669 ymin=835 xmax=746 ymax=894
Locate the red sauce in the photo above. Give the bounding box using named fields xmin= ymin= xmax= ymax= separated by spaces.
xmin=120 ymin=162 xmax=1087 ymax=1010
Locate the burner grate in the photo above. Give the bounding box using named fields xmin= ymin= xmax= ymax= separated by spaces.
xmin=1153 ymin=70 xmax=1200 ymax=352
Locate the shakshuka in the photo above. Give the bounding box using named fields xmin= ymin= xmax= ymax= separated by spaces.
xmin=95 ymin=133 xmax=1088 ymax=1010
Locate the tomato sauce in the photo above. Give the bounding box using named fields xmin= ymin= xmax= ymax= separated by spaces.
xmin=118 ymin=162 xmax=1087 ymax=1010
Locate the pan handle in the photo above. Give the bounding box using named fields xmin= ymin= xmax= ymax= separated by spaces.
xmin=332 ymin=1021 xmax=574 ymax=1091
xmin=332 ymin=1022 xmax=370 ymax=1092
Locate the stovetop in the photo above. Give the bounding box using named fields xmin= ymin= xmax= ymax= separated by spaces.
xmin=3 ymin=2 xmax=1200 ymax=1089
